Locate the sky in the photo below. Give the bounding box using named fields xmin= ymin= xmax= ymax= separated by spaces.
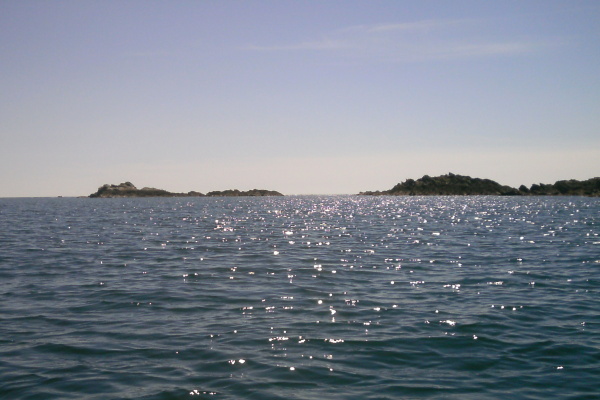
xmin=1 ymin=0 xmax=599 ymax=197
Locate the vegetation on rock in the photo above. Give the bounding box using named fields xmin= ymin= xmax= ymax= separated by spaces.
xmin=89 ymin=182 xmax=283 ymax=198
xmin=527 ymin=178 xmax=600 ymax=196
xmin=359 ymin=173 xmax=600 ymax=197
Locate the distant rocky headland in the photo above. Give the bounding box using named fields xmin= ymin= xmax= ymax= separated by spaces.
xmin=89 ymin=182 xmax=284 ymax=198
xmin=359 ymin=173 xmax=600 ymax=197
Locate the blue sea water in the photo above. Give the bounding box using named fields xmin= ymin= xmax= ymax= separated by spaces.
xmin=0 ymin=195 xmax=598 ymax=400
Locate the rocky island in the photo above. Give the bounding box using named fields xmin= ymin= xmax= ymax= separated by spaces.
xmin=89 ymin=182 xmax=283 ymax=198
xmin=359 ymin=173 xmax=600 ymax=197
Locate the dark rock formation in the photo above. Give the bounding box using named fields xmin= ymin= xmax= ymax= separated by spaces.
xmin=359 ymin=173 xmax=519 ymax=196
xmin=526 ymin=178 xmax=600 ymax=196
xmin=359 ymin=174 xmax=600 ymax=197
xmin=89 ymin=182 xmax=283 ymax=198
xmin=89 ymin=182 xmax=203 ymax=198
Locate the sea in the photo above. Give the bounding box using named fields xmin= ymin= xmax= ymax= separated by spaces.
xmin=0 ymin=195 xmax=598 ymax=400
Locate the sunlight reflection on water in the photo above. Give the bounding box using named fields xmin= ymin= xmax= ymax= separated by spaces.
xmin=0 ymin=196 xmax=598 ymax=399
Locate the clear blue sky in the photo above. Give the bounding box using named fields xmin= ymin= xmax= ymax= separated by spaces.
xmin=1 ymin=0 xmax=599 ymax=196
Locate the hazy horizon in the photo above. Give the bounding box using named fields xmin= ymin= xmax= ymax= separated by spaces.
xmin=2 ymin=1 xmax=599 ymax=197
xmin=3 ymin=169 xmax=599 ymax=198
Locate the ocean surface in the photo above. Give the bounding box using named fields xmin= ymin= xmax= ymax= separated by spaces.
xmin=1 ymin=196 xmax=598 ymax=400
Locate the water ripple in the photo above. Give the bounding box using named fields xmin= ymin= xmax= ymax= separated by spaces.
xmin=0 ymin=196 xmax=598 ymax=399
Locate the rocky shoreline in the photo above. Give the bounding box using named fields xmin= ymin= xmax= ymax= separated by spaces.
xmin=89 ymin=182 xmax=283 ymax=198
xmin=359 ymin=173 xmax=600 ymax=197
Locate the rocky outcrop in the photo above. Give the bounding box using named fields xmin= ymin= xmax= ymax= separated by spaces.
xmin=359 ymin=173 xmax=519 ymax=196
xmin=89 ymin=182 xmax=283 ymax=198
xmin=359 ymin=174 xmax=600 ymax=197
xmin=89 ymin=182 xmax=203 ymax=198
xmin=526 ymin=178 xmax=600 ymax=196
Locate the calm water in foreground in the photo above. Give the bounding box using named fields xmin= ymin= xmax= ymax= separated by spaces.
xmin=0 ymin=196 xmax=598 ymax=400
